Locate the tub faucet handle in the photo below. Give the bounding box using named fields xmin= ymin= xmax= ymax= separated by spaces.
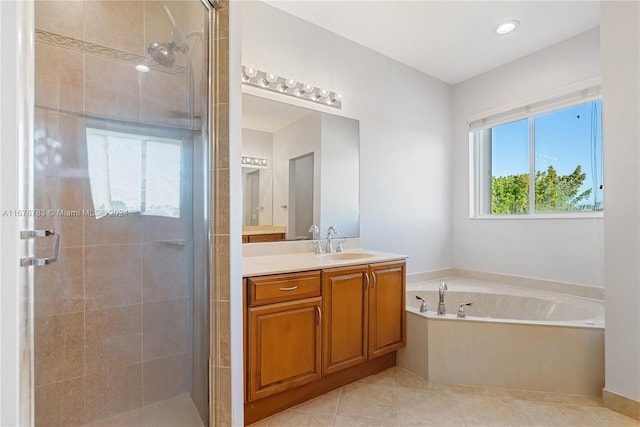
xmin=415 ymin=295 xmax=428 ymax=313
xmin=457 ymin=302 xmax=473 ymax=318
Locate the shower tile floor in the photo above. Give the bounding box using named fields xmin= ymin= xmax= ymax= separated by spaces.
xmin=250 ymin=366 xmax=640 ymax=427
xmin=82 ymin=394 xmax=204 ymax=427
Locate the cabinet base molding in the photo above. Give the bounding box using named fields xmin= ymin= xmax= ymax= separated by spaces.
xmin=244 ymin=352 xmax=397 ymax=425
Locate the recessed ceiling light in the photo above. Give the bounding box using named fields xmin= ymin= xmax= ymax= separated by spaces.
xmin=494 ymin=20 xmax=520 ymax=35
xmin=135 ymin=64 xmax=150 ymax=73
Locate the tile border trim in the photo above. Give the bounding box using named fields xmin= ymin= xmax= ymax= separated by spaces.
xmin=35 ymin=29 xmax=185 ymax=75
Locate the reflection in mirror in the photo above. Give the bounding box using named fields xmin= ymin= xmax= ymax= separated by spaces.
xmin=242 ymin=93 xmax=359 ymax=242
xmin=242 ymin=167 xmax=273 ymax=225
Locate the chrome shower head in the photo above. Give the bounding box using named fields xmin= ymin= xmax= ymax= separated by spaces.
xmin=147 ymin=41 xmax=176 ymax=68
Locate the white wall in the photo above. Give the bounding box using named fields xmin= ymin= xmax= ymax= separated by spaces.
xmin=601 ymin=1 xmax=640 ymax=403
xmin=241 ymin=1 xmax=452 ymax=272
xmin=320 ymin=113 xmax=359 ymax=237
xmin=273 ymin=112 xmax=321 ymax=237
xmin=451 ymin=28 xmax=604 ymax=287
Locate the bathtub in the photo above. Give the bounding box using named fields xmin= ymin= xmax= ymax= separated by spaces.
xmin=397 ymin=277 xmax=605 ymax=396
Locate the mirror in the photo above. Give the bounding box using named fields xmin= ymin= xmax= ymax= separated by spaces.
xmin=242 ymin=93 xmax=359 ymax=242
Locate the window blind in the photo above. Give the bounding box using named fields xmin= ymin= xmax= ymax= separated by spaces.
xmin=468 ymin=77 xmax=601 ymax=131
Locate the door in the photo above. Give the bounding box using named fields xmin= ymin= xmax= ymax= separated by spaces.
xmin=6 ymin=1 xmax=215 ymax=426
xmin=289 ymin=153 xmax=314 ymax=239
xmin=322 ymin=266 xmax=369 ymax=375
xmin=247 ymin=297 xmax=322 ymax=401
xmin=247 ymin=169 xmax=260 ymax=225
xmin=368 ymin=262 xmax=406 ymax=359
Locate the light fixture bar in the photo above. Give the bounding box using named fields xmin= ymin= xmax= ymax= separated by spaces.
xmin=242 ymin=155 xmax=268 ymax=167
xmin=241 ymin=66 xmax=342 ymax=109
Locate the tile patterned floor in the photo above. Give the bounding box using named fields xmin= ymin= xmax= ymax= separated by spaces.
xmin=82 ymin=394 xmax=204 ymax=427
xmin=249 ymin=366 xmax=640 ymax=427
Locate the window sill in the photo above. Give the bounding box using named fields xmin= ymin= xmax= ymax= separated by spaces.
xmin=471 ymin=211 xmax=604 ymax=220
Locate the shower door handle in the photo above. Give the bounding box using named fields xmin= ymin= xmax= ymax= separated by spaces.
xmin=19 ymin=229 xmax=60 ymax=267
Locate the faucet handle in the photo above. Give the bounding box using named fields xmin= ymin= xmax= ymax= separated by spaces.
xmin=336 ymin=238 xmax=346 ymax=252
xmin=457 ymin=302 xmax=473 ymax=318
xmin=440 ymin=281 xmax=448 ymax=291
xmin=415 ymin=295 xmax=428 ymax=313
xmin=309 ymin=224 xmax=320 ymax=240
xmin=311 ymin=240 xmax=323 ymax=255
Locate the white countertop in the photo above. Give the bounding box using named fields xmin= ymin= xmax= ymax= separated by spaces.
xmin=242 ymin=248 xmax=408 ymax=277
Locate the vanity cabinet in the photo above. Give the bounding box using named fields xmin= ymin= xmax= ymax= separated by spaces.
xmin=243 ymin=232 xmax=286 ymax=243
xmin=322 ymin=261 xmax=406 ymax=375
xmin=322 ymin=266 xmax=369 ymax=375
xmin=246 ymin=271 xmax=322 ymax=402
xmin=368 ymin=262 xmax=407 ymax=358
xmin=244 ymin=260 xmax=406 ymax=424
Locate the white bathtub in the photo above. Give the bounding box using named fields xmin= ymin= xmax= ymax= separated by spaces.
xmin=397 ymin=277 xmax=605 ymax=396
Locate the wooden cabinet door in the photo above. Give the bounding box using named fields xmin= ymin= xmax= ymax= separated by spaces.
xmin=247 ymin=297 xmax=322 ymax=402
xmin=368 ymin=262 xmax=406 ymax=359
xmin=322 ymin=266 xmax=369 ymax=375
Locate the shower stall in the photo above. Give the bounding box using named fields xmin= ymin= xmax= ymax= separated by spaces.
xmin=14 ymin=0 xmax=217 ymax=425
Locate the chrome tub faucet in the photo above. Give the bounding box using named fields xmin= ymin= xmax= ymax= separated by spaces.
xmin=438 ymin=282 xmax=448 ymax=315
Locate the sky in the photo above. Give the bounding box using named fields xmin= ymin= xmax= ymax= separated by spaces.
xmin=491 ymin=100 xmax=603 ymax=207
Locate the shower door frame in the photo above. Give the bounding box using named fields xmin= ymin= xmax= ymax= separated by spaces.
xmin=1 ymin=0 xmax=35 ymax=426
xmin=0 ymin=0 xmax=219 ymax=425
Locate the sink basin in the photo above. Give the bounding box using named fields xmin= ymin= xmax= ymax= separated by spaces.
xmin=320 ymin=252 xmax=375 ymax=261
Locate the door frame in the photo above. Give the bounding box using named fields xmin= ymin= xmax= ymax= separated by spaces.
xmin=0 ymin=1 xmax=34 ymax=426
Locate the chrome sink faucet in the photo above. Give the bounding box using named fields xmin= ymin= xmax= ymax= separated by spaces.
xmin=326 ymin=226 xmax=339 ymax=253
xmin=437 ymin=282 xmax=448 ymax=315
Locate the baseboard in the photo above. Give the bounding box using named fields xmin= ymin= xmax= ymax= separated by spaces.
xmin=603 ymin=389 xmax=640 ymax=420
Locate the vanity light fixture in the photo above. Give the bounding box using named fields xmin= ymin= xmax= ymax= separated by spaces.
xmin=241 ymin=65 xmax=342 ymax=109
xmin=242 ymin=156 xmax=268 ymax=167
xmin=494 ymin=20 xmax=519 ymax=35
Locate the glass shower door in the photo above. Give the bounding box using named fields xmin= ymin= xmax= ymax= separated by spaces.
xmin=29 ymin=1 xmax=213 ymax=425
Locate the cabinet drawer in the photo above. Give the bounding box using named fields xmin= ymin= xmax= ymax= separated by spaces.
xmin=248 ymin=271 xmax=321 ymax=306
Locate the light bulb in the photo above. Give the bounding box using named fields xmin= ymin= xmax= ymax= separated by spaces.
xmin=297 ymin=83 xmax=314 ymax=97
xmin=241 ymin=66 xmax=257 ymax=82
xmin=327 ymin=92 xmax=342 ymax=105
xmin=279 ymin=78 xmax=297 ymax=92
xmin=135 ymin=64 xmax=150 ymax=73
xmin=260 ymin=73 xmax=277 ymax=87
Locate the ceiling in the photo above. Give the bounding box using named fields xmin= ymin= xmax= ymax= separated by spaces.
xmin=262 ymin=1 xmax=601 ymax=85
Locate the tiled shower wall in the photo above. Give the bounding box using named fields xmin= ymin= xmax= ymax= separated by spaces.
xmin=212 ymin=1 xmax=232 ymax=425
xmin=32 ymin=1 xmax=209 ymax=425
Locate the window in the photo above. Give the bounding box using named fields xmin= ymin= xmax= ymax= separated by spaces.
xmin=86 ymin=128 xmax=182 ymax=219
xmin=471 ymin=93 xmax=602 ymax=217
